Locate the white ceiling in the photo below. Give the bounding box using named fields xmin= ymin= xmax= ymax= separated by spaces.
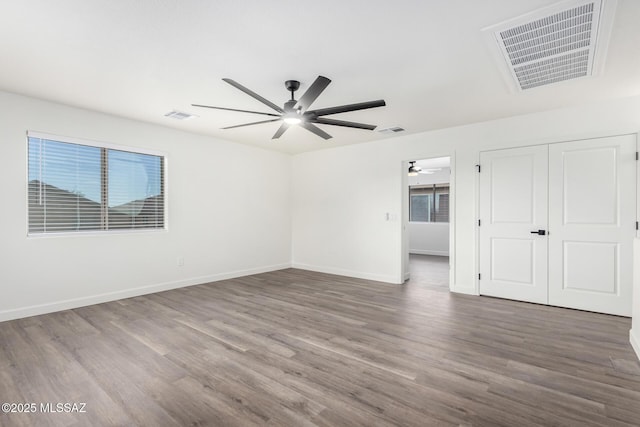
xmin=414 ymin=157 xmax=450 ymax=170
xmin=1 ymin=0 xmax=639 ymax=154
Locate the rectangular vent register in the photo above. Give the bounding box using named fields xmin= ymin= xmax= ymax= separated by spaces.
xmin=483 ymin=0 xmax=617 ymax=91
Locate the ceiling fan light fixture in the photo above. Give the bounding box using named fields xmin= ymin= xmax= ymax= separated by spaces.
xmin=408 ymin=161 xmax=421 ymax=176
xmin=283 ymin=103 xmax=302 ymax=125
xmin=283 ymin=115 xmax=302 ymax=125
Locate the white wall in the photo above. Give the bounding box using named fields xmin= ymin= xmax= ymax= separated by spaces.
xmin=292 ymin=145 xmax=408 ymax=282
xmin=0 ymin=90 xmax=292 ymax=321
xmin=408 ymin=167 xmax=450 ymax=256
xmin=408 ymin=223 xmax=449 ymax=256
xmin=292 ymin=95 xmax=640 ymax=296
xmin=408 ymin=167 xmax=450 ymax=186
xmin=632 ymin=239 xmax=640 ymax=360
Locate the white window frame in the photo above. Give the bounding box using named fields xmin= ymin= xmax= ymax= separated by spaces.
xmin=26 ymin=131 xmax=168 ymax=237
xmin=409 ymin=184 xmax=450 ymax=223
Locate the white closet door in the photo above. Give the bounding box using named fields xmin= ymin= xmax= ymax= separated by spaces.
xmin=479 ymin=145 xmax=549 ymax=304
xmin=548 ymin=135 xmax=636 ymax=316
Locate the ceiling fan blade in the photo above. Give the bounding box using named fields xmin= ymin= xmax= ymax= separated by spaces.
xmin=272 ymin=122 xmax=290 ymax=139
xmin=308 ymin=99 xmax=386 ymax=117
xmin=222 ymin=118 xmax=282 ymax=129
xmin=191 ymin=104 xmax=280 ymax=117
xmin=222 ymin=78 xmax=284 ymax=113
xmin=294 ymin=76 xmax=331 ymax=112
xmin=300 ymin=122 xmax=332 ymax=140
xmin=312 ymin=117 xmax=376 ymax=130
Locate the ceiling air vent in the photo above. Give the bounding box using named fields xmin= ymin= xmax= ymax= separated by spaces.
xmin=378 ymin=126 xmax=405 ymax=134
xmin=164 ymin=110 xmax=197 ymax=120
xmin=483 ymin=0 xmax=617 ymax=91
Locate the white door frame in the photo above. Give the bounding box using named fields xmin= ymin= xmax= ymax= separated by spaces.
xmin=401 ymin=152 xmax=456 ymax=290
xmin=475 ymin=133 xmax=638 ymax=314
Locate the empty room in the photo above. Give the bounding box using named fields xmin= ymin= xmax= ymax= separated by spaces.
xmin=2 ymin=1 xmax=640 ymax=426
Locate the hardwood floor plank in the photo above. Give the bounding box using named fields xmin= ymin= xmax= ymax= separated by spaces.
xmin=504 ymin=360 xmax=640 ymax=424
xmin=241 ymin=345 xmax=460 ymax=426
xmin=71 ymin=340 xmax=183 ymax=426
xmin=174 ymin=317 xmax=250 ymax=353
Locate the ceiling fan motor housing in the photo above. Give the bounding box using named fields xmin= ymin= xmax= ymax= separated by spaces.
xmin=284 ymin=99 xmax=298 ymax=112
xmin=284 ymin=80 xmax=300 ymax=93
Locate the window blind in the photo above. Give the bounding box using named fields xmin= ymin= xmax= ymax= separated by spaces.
xmin=409 ymin=184 xmax=449 ymax=223
xmin=27 ymin=133 xmax=165 ymax=234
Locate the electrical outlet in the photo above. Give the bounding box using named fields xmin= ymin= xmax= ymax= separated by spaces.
xmin=177 ymin=257 xmax=184 ymax=267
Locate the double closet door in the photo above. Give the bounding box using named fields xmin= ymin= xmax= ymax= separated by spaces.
xmin=479 ymin=135 xmax=636 ymax=316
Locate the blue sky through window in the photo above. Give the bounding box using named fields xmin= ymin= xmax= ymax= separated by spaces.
xmin=108 ymin=149 xmax=162 ymax=207
xmin=28 ymin=138 xmax=101 ymax=202
xmin=28 ymin=137 xmax=162 ymax=206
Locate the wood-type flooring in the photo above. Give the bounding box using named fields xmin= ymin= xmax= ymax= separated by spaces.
xmin=1 ymin=261 xmax=639 ymax=426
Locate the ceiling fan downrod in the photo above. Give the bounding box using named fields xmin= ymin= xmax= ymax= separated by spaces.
xmin=284 ymin=80 xmax=300 ymax=101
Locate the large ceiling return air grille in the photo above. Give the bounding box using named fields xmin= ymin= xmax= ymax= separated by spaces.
xmin=484 ymin=0 xmax=616 ymax=91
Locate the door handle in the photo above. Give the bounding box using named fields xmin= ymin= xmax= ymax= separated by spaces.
xmin=530 ymin=229 xmax=546 ymax=235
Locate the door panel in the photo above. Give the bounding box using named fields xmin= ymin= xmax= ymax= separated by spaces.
xmin=562 ymin=147 xmax=618 ymax=225
xmin=490 ymin=154 xmax=536 ymax=224
xmin=563 ymin=241 xmax=617 ymax=293
xmin=548 ymin=135 xmax=636 ymax=316
xmin=491 ymin=238 xmax=533 ymax=284
xmin=479 ymin=145 xmax=549 ymax=304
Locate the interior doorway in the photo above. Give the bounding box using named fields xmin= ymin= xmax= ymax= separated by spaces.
xmin=403 ymin=156 xmax=453 ymax=290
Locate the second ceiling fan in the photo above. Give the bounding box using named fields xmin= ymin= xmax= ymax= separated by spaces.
xmin=192 ymin=76 xmax=386 ymax=140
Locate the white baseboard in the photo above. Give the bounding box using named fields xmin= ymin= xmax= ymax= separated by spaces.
xmin=292 ymin=263 xmax=400 ymax=284
xmin=450 ymin=284 xmax=479 ymax=296
xmin=0 ymin=263 xmax=291 ymax=323
xmin=409 ymin=249 xmax=449 ymax=257
xmin=631 ymin=329 xmax=640 ymax=362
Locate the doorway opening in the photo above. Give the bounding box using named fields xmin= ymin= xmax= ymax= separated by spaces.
xmin=403 ymin=156 xmax=453 ymax=290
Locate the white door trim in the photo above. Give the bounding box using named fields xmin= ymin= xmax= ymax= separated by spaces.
xmin=401 ymin=152 xmax=456 ymax=291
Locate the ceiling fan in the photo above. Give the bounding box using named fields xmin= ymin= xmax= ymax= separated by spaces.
xmin=192 ymin=76 xmax=386 ymax=140
xmin=408 ymin=161 xmax=441 ymax=176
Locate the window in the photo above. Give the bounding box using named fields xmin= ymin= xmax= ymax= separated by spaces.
xmin=27 ymin=132 xmax=165 ymax=234
xmin=409 ymin=184 xmax=449 ymax=223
